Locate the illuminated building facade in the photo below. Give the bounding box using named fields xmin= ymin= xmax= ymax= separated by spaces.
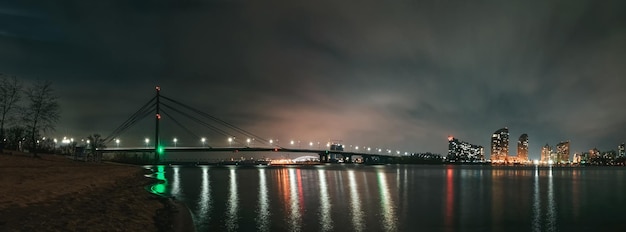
xmin=516 ymin=134 xmax=529 ymax=161
xmin=541 ymin=144 xmax=552 ymax=162
xmin=447 ymin=136 xmax=484 ymax=162
xmin=490 ymin=127 xmax=509 ymax=162
xmin=572 ymin=153 xmax=582 ymax=164
xmin=589 ymin=148 xmax=601 ymax=159
xmin=619 ymin=143 xmax=625 ymax=158
xmin=556 ymin=141 xmax=570 ymax=163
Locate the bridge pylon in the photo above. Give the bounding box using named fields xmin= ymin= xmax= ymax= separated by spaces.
xmin=154 ymin=86 xmax=161 ymax=163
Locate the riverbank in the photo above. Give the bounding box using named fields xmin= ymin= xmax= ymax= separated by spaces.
xmin=0 ymin=151 xmax=191 ymax=231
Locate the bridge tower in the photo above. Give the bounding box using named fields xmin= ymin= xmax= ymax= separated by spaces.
xmin=154 ymin=86 xmax=161 ymax=163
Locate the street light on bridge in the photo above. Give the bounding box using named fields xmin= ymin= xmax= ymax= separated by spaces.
xmin=145 ymin=138 xmax=150 ymax=148
xmin=290 ymin=140 xmax=294 ymax=146
xmin=201 ymin=137 xmax=206 ymax=147
xmin=115 ymin=139 xmax=120 ymax=148
xmin=173 ymin=138 xmax=178 ymax=147
xmin=228 ymin=137 xmax=233 ymax=147
xmin=247 ymin=138 xmax=251 ymax=147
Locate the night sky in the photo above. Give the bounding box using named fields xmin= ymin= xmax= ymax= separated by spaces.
xmin=1 ymin=0 xmax=625 ymax=159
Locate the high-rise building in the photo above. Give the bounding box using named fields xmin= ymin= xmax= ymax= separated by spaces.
xmin=447 ymin=136 xmax=484 ymax=162
xmin=556 ymin=141 xmax=570 ymax=163
xmin=590 ymin=148 xmax=601 ymax=159
xmin=619 ymin=143 xmax=625 ymax=158
xmin=541 ymin=144 xmax=552 ymax=163
xmin=517 ymin=134 xmax=529 ymax=161
xmin=490 ymin=127 xmax=509 ymax=163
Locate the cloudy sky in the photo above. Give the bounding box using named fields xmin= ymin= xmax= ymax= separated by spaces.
xmin=1 ymin=0 xmax=625 ymax=159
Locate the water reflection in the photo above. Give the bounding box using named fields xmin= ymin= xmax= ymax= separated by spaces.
xmin=171 ymin=166 xmax=181 ymax=196
xmin=348 ymin=170 xmax=364 ymax=232
xmin=288 ymin=168 xmax=302 ymax=232
xmin=226 ymin=168 xmax=238 ymax=231
xmin=256 ymin=168 xmax=270 ymax=232
xmin=318 ymin=170 xmax=333 ymax=231
xmin=546 ymin=167 xmax=556 ymax=231
xmin=151 ymin=165 xmax=167 ymax=195
xmin=532 ymin=167 xmax=541 ymax=232
xmin=377 ymin=169 xmax=397 ymax=231
xmin=196 ymin=166 xmax=211 ymax=225
xmin=445 ymin=168 xmax=454 ymax=232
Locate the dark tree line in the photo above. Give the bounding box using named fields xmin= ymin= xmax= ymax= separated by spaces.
xmin=0 ymin=74 xmax=60 ymax=156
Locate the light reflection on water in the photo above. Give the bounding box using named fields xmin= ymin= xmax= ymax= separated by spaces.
xmin=151 ymin=165 xmax=626 ymax=232
xmin=226 ymin=168 xmax=238 ymax=231
xmin=318 ymin=169 xmax=332 ymax=232
xmin=348 ymin=170 xmax=364 ymax=232
xmin=377 ymin=169 xmax=397 ymax=231
xmin=256 ymin=168 xmax=269 ymax=232
xmin=196 ymin=166 xmax=211 ymax=225
xmin=288 ymin=168 xmax=302 ymax=232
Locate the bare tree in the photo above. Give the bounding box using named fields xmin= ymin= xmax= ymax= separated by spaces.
xmin=87 ymin=133 xmax=106 ymax=161
xmin=0 ymin=74 xmax=22 ymax=152
xmin=22 ymin=81 xmax=60 ymax=157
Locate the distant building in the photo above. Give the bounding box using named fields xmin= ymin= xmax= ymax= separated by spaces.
xmin=619 ymin=143 xmax=625 ymax=158
xmin=541 ymin=144 xmax=552 ymax=163
xmin=572 ymin=153 xmax=582 ymax=164
xmin=516 ymin=134 xmax=529 ymax=161
xmin=556 ymin=141 xmax=570 ymax=163
xmin=491 ymin=127 xmax=509 ymax=163
xmin=447 ymin=136 xmax=484 ymax=162
xmin=590 ymin=148 xmax=601 ymax=159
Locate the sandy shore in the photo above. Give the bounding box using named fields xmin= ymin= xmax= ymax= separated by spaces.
xmin=0 ymin=151 xmax=189 ymax=231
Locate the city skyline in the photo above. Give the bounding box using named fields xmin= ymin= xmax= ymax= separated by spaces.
xmin=1 ymin=1 xmax=625 ymax=159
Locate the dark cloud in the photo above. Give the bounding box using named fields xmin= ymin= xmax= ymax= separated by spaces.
xmin=1 ymin=0 xmax=625 ymax=159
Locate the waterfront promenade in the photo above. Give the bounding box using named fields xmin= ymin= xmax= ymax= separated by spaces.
xmin=0 ymin=151 xmax=185 ymax=231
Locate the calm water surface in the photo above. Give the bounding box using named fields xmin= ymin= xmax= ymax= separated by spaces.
xmin=147 ymin=164 xmax=626 ymax=232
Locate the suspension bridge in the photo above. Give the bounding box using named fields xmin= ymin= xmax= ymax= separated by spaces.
xmin=97 ymin=87 xmax=400 ymax=164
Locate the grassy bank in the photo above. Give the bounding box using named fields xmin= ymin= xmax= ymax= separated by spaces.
xmin=0 ymin=151 xmax=174 ymax=231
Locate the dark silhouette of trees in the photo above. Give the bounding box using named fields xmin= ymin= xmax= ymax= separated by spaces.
xmin=0 ymin=74 xmax=22 ymax=152
xmin=22 ymin=81 xmax=60 ymax=157
xmin=87 ymin=133 xmax=106 ymax=161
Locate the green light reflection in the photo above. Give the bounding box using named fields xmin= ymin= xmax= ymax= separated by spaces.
xmin=151 ymin=165 xmax=168 ymax=195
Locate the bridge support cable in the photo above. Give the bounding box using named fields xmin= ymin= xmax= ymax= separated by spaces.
xmin=160 ymin=103 xmax=242 ymax=145
xmin=104 ymin=96 xmax=156 ymax=143
xmin=159 ymin=109 xmax=203 ymax=143
xmin=160 ymin=95 xmax=275 ymax=147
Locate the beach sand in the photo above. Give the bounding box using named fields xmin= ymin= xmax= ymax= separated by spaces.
xmin=0 ymin=151 xmax=183 ymax=231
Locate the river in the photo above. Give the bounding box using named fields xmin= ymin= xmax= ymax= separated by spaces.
xmin=147 ymin=164 xmax=626 ymax=232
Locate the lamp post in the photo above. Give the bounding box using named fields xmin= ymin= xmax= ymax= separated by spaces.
xmin=247 ymin=138 xmax=251 ymax=147
xmin=115 ymin=139 xmax=120 ymax=148
xmin=228 ymin=137 xmax=233 ymax=147
xmin=145 ymin=138 xmax=150 ymax=148
xmin=173 ymin=138 xmax=178 ymax=147
xmin=201 ymin=137 xmax=206 ymax=147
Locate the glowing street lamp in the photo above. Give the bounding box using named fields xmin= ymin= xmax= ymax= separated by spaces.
xmin=145 ymin=138 xmax=150 ymax=148
xmin=290 ymin=140 xmax=294 ymax=146
xmin=173 ymin=138 xmax=178 ymax=147
xmin=309 ymin=142 xmax=313 ymax=147
xmin=115 ymin=139 xmax=120 ymax=147
xmin=228 ymin=137 xmax=233 ymax=147
xmin=201 ymin=137 xmax=206 ymax=147
xmin=247 ymin=138 xmax=251 ymax=146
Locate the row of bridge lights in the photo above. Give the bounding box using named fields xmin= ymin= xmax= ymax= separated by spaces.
xmin=124 ymin=137 xmax=410 ymax=155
